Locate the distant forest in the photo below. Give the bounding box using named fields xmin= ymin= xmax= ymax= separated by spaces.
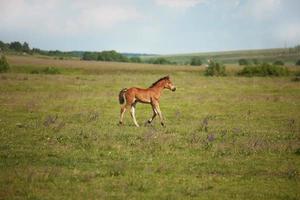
xmin=0 ymin=40 xmax=180 ymax=65
xmin=0 ymin=40 xmax=159 ymax=63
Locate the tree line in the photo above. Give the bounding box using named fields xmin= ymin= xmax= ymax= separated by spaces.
xmin=82 ymin=51 xmax=142 ymax=63
xmin=0 ymin=41 xmax=31 ymax=53
xmin=0 ymin=40 xmax=204 ymax=65
xmin=4 ymin=40 xmax=298 ymax=66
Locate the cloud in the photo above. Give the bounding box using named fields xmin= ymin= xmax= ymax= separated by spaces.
xmin=0 ymin=0 xmax=142 ymax=36
xmin=278 ymin=23 xmax=300 ymax=44
xmin=155 ymin=0 xmax=206 ymax=9
xmin=239 ymin=0 xmax=281 ymax=20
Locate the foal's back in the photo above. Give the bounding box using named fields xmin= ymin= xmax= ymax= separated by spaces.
xmin=126 ymin=87 xmax=153 ymax=104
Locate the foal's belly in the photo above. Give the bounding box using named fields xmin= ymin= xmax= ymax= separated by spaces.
xmin=135 ymin=94 xmax=151 ymax=104
xmin=136 ymin=99 xmax=151 ymax=104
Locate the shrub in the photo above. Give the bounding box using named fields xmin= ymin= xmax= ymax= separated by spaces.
xmin=296 ymin=60 xmax=300 ymax=66
xmin=42 ymin=67 xmax=61 ymax=74
xmin=292 ymin=76 xmax=300 ymax=82
xmin=0 ymin=55 xmax=10 ymax=73
xmin=146 ymin=57 xmax=173 ymax=65
xmin=252 ymin=59 xmax=259 ymax=65
xmin=292 ymin=71 xmax=300 ymax=81
xmin=82 ymin=52 xmax=98 ymax=60
xmin=238 ymin=63 xmax=289 ymax=77
xmin=204 ymin=61 xmax=226 ymax=76
xmin=238 ymin=59 xmax=248 ymax=65
xmin=129 ymin=57 xmax=141 ymax=63
xmin=273 ymin=60 xmax=284 ymax=66
xmin=190 ymin=57 xmax=202 ymax=66
xmin=30 ymin=69 xmax=40 ymax=74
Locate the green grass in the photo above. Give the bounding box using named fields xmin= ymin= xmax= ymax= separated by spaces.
xmin=0 ymin=56 xmax=300 ymax=199
xmin=142 ymin=48 xmax=300 ymax=64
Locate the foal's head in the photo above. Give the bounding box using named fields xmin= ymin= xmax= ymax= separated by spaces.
xmin=162 ymin=76 xmax=176 ymax=91
xmin=150 ymin=76 xmax=176 ymax=91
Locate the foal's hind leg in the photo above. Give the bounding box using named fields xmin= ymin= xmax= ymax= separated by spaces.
xmin=119 ymin=105 xmax=127 ymax=125
xmin=130 ymin=103 xmax=139 ymax=127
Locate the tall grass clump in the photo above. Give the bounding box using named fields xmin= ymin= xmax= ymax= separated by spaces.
xmin=204 ymin=61 xmax=226 ymax=76
xmin=238 ymin=63 xmax=289 ymax=77
xmin=0 ymin=55 xmax=10 ymax=73
xmin=291 ymin=71 xmax=300 ymax=82
xmin=30 ymin=67 xmax=61 ymax=74
xmin=273 ymin=60 xmax=284 ymax=66
xmin=43 ymin=67 xmax=61 ymax=74
xmin=31 ymin=66 xmax=61 ymax=74
xmin=238 ymin=58 xmax=249 ymax=65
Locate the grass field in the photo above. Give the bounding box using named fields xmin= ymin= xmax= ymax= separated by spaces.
xmin=141 ymin=48 xmax=300 ymax=65
xmin=1 ymin=55 xmax=300 ymax=199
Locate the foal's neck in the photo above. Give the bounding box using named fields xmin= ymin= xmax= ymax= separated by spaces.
xmin=151 ymin=81 xmax=165 ymax=94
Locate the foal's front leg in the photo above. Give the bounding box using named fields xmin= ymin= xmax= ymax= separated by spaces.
xmin=147 ymin=105 xmax=157 ymax=124
xmin=152 ymin=102 xmax=165 ymax=126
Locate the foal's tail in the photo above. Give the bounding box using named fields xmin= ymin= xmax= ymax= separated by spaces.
xmin=118 ymin=88 xmax=127 ymax=104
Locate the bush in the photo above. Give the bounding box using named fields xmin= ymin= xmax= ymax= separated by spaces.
xmin=146 ymin=57 xmax=173 ymax=65
xmin=30 ymin=69 xmax=40 ymax=74
xmin=190 ymin=57 xmax=202 ymax=66
xmin=296 ymin=60 xmax=300 ymax=66
xmin=238 ymin=59 xmax=248 ymax=65
xmin=97 ymin=50 xmax=129 ymax=62
xmin=238 ymin=63 xmax=289 ymax=77
xmin=129 ymin=57 xmax=141 ymax=63
xmin=252 ymin=59 xmax=259 ymax=65
xmin=82 ymin=52 xmax=98 ymax=60
xmin=273 ymin=60 xmax=284 ymax=66
xmin=42 ymin=67 xmax=61 ymax=74
xmin=0 ymin=55 xmax=10 ymax=73
xmin=204 ymin=61 xmax=226 ymax=76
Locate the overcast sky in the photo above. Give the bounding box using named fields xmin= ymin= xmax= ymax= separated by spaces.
xmin=1 ymin=0 xmax=300 ymax=54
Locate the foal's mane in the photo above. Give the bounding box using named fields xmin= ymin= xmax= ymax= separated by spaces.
xmin=149 ymin=76 xmax=169 ymax=88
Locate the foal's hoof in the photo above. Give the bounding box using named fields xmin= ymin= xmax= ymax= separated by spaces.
xmin=161 ymin=122 xmax=165 ymax=127
xmin=144 ymin=120 xmax=152 ymax=126
xmin=118 ymin=121 xmax=123 ymax=126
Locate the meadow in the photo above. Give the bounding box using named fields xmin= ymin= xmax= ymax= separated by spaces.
xmin=0 ymin=55 xmax=300 ymax=199
xmin=142 ymin=48 xmax=300 ymax=64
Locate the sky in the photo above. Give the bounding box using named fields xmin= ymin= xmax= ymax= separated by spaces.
xmin=1 ymin=0 xmax=300 ymax=54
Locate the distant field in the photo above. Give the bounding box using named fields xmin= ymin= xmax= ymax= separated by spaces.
xmin=0 ymin=55 xmax=300 ymax=199
xmin=141 ymin=48 xmax=300 ymax=64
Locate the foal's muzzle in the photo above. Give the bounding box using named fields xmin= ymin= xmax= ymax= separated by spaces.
xmin=172 ymin=87 xmax=176 ymax=92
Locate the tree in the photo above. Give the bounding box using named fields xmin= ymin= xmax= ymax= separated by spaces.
xmin=153 ymin=58 xmax=171 ymax=64
xmin=22 ymin=42 xmax=30 ymax=53
xmin=0 ymin=55 xmax=10 ymax=72
xmin=130 ymin=57 xmax=141 ymax=63
xmin=9 ymin=41 xmax=23 ymax=52
xmin=190 ymin=57 xmax=202 ymax=66
xmin=82 ymin=52 xmax=98 ymax=60
xmin=204 ymin=61 xmax=226 ymax=76
xmin=0 ymin=41 xmax=9 ymax=51
xmin=97 ymin=50 xmax=129 ymax=62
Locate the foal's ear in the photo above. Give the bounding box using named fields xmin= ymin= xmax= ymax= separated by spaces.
xmin=165 ymin=75 xmax=170 ymax=79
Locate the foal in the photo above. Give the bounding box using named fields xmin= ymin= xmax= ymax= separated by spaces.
xmin=118 ymin=76 xmax=176 ymax=127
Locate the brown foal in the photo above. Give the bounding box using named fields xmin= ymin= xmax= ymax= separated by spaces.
xmin=118 ymin=76 xmax=176 ymax=127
